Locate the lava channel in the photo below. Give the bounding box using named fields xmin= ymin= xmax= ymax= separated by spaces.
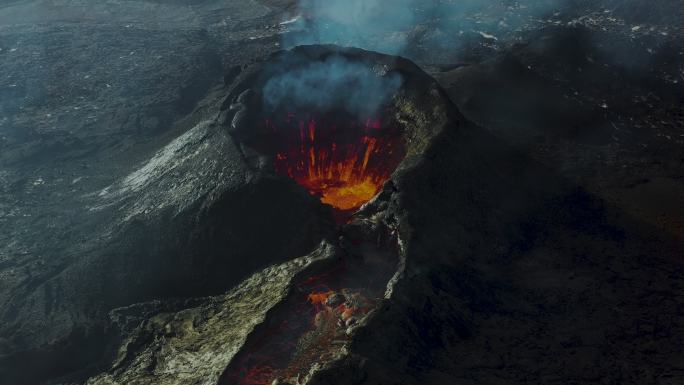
xmin=219 ymin=225 xmax=400 ymax=385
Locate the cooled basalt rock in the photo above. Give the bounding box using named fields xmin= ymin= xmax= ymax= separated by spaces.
xmin=86 ymin=245 xmax=335 ymax=385
xmin=0 ymin=54 xmax=333 ymax=385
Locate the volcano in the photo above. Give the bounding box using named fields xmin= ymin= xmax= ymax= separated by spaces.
xmin=209 ymin=46 xmax=452 ymax=384
xmin=77 ymin=45 xmax=458 ymax=385
xmin=3 ymin=0 xmax=684 ymax=383
xmin=9 ymin=32 xmax=682 ymax=385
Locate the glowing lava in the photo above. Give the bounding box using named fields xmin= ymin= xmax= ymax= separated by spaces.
xmin=268 ymin=115 xmax=403 ymax=211
xmin=307 ymin=291 xmax=333 ymax=307
xmin=221 ymin=228 xmax=401 ymax=385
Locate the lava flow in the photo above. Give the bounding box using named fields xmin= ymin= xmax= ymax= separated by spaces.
xmin=220 ymin=226 xmax=401 ymax=385
xmin=220 ymin=112 xmax=405 ymax=385
xmin=267 ymin=114 xmax=404 ymax=211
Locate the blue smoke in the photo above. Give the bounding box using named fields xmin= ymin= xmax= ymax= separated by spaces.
xmin=262 ymin=55 xmax=403 ymax=118
xmin=284 ymin=0 xmax=416 ymax=55
xmin=282 ymin=0 xmax=569 ymax=57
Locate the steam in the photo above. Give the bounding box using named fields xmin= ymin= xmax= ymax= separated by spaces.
xmin=284 ymin=0 xmax=416 ymax=55
xmin=282 ymin=0 xmax=572 ymax=57
xmin=262 ymin=55 xmax=402 ymax=118
xmin=267 ymin=1 xmax=560 ymax=121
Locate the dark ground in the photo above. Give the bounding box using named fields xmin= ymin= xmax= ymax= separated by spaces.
xmin=0 ymin=0 xmax=683 ymax=384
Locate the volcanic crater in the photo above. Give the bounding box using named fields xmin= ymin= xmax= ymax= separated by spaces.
xmin=225 ymin=45 xmax=451 ymax=218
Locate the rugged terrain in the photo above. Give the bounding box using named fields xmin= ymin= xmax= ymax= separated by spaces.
xmin=1 ymin=1 xmax=683 ymax=384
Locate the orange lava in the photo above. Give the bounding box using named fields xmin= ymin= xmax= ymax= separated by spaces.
xmin=307 ymin=291 xmax=333 ymax=306
xmin=269 ymin=116 xmax=401 ymax=211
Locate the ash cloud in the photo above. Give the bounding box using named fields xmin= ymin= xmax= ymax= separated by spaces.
xmin=262 ymin=55 xmax=402 ymax=118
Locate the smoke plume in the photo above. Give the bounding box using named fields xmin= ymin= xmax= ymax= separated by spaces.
xmin=262 ymin=55 xmax=402 ymax=118
xmin=281 ymin=0 xmax=580 ymax=57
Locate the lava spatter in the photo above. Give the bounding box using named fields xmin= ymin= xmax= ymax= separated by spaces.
xmin=268 ymin=115 xmax=404 ymax=212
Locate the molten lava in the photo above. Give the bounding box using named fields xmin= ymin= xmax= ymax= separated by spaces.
xmin=307 ymin=291 xmax=333 ymax=308
xmin=268 ymin=115 xmax=403 ymax=211
xmin=221 ymin=227 xmax=401 ymax=385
